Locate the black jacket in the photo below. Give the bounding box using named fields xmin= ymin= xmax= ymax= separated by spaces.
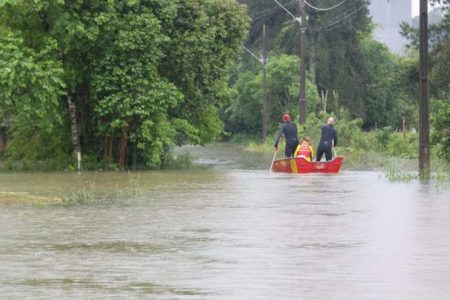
xmin=274 ymin=121 xmax=299 ymax=147
xmin=318 ymin=125 xmax=337 ymax=148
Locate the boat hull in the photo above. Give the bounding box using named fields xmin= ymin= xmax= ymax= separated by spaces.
xmin=271 ymin=156 xmax=344 ymax=174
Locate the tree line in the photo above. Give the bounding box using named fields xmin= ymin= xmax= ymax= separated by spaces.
xmin=228 ymin=0 xmax=449 ymax=161
xmin=0 ymin=0 xmax=249 ymax=169
xmin=0 ymin=0 xmax=449 ymax=170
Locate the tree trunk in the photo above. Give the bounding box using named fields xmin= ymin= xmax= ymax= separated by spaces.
xmin=103 ymin=131 xmax=115 ymax=161
xmin=332 ymin=90 xmax=339 ymax=112
xmin=320 ymin=90 xmax=329 ymax=113
xmin=118 ymin=127 xmax=129 ymax=170
xmin=402 ymin=116 xmax=406 ymax=139
xmin=67 ymin=96 xmax=81 ymax=171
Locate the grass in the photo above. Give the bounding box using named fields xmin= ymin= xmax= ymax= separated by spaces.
xmin=384 ymin=163 xmax=419 ymax=182
xmin=0 ymin=192 xmax=62 ymax=206
xmin=0 ymin=171 xmax=148 ymax=206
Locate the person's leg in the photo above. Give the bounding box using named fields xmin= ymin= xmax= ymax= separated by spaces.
xmin=290 ymin=142 xmax=299 ymax=158
xmin=284 ymin=147 xmax=289 ymax=158
xmin=285 ymin=143 xmax=295 ymax=158
xmin=316 ymin=147 xmax=324 ymax=161
xmin=325 ymin=148 xmax=332 ymax=161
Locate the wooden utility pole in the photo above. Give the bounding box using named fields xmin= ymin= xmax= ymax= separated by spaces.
xmin=262 ymin=24 xmax=269 ymax=139
xmin=419 ymin=0 xmax=430 ymax=178
xmin=299 ymin=0 xmax=307 ymax=124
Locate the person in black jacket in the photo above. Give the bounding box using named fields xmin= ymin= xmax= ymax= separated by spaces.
xmin=316 ymin=117 xmax=338 ymax=161
xmin=274 ymin=114 xmax=299 ymax=158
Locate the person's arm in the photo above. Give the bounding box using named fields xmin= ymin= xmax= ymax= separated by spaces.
xmin=333 ymin=128 xmax=338 ymax=147
xmin=309 ymin=145 xmax=314 ymax=160
xmin=274 ymin=126 xmax=284 ymax=148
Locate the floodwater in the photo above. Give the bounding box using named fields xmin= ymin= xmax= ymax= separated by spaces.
xmin=0 ymin=144 xmax=449 ymax=299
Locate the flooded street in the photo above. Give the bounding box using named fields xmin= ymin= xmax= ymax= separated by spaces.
xmin=0 ymin=145 xmax=449 ymax=299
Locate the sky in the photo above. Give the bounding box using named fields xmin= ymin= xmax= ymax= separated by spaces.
xmin=412 ymin=1 xmax=443 ymax=17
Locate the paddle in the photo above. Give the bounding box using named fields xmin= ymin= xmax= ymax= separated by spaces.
xmin=269 ymin=148 xmax=278 ymax=172
xmin=270 ymin=136 xmax=282 ymax=172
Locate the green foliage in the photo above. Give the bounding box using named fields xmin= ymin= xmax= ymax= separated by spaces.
xmin=386 ymin=132 xmax=418 ymax=159
xmin=0 ymin=0 xmax=250 ymax=169
xmin=229 ymin=54 xmax=320 ymax=134
xmin=0 ymin=32 xmax=69 ymax=164
xmin=263 ymin=112 xmax=419 ymax=169
xmin=236 ymin=0 xmax=432 ymax=135
xmin=402 ymin=5 xmax=450 ymax=99
xmin=161 ymin=0 xmax=250 ymax=142
xmin=307 ymin=0 xmax=370 ymax=114
xmin=431 ymin=99 xmax=450 ymax=161
xmin=431 ymin=39 xmax=450 ymax=98
xmin=228 ymin=71 xmax=261 ymax=134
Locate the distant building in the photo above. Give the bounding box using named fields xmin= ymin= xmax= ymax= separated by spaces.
xmin=369 ymin=0 xmax=411 ymax=54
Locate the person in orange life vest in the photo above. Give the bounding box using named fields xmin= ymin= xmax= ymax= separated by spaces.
xmin=295 ymin=136 xmax=314 ymax=162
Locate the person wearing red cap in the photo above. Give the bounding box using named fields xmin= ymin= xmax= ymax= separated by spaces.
xmin=274 ymin=114 xmax=299 ymax=158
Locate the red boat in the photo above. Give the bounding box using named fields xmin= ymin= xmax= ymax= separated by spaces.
xmin=271 ymin=156 xmax=344 ymax=174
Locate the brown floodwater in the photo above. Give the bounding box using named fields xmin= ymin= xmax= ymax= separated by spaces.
xmin=0 ymin=144 xmax=449 ymax=299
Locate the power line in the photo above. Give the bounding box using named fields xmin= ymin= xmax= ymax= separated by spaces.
xmin=305 ymin=0 xmax=347 ymax=11
xmin=306 ymin=4 xmax=365 ymax=32
xmin=251 ymin=0 xmax=297 ymax=21
xmin=272 ymin=0 xmax=301 ymax=23
xmin=308 ymin=19 xmax=356 ymax=33
xmin=241 ymin=44 xmax=263 ymax=63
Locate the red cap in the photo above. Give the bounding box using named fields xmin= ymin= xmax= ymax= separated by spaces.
xmin=282 ymin=114 xmax=291 ymax=122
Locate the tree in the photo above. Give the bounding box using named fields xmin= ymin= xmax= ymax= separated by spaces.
xmin=308 ymin=0 xmax=371 ymax=116
xmin=0 ymin=0 xmax=250 ymax=169
xmin=161 ymin=0 xmax=250 ymax=144
xmin=358 ymin=34 xmax=418 ymax=129
xmin=239 ymin=0 xmax=373 ymax=119
xmin=0 ymin=33 xmax=67 ymax=162
xmin=431 ymin=99 xmax=450 ymax=161
xmin=228 ymin=54 xmax=320 ymax=134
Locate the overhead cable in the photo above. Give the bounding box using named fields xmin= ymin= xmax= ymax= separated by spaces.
xmin=305 ymin=0 xmax=347 ymax=11
xmin=241 ymin=45 xmax=263 ymax=63
xmin=308 ymin=19 xmax=355 ymax=33
xmin=272 ymin=0 xmax=299 ymax=22
xmin=252 ymin=0 xmax=297 ymax=21
xmin=306 ymin=4 xmax=365 ymax=31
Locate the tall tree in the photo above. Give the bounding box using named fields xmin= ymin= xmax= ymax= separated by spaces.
xmin=0 ymin=0 xmax=249 ymax=169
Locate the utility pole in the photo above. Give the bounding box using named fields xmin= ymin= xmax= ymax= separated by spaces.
xmin=419 ymin=0 xmax=430 ymax=178
xmin=261 ymin=24 xmax=269 ymax=139
xmin=299 ymin=0 xmax=307 ymax=125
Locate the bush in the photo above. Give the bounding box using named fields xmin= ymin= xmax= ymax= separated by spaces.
xmin=431 ymin=100 xmax=450 ymax=161
xmin=386 ymin=132 xmax=418 ymax=158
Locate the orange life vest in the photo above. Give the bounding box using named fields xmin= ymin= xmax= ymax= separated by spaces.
xmin=297 ymin=142 xmax=312 ymax=159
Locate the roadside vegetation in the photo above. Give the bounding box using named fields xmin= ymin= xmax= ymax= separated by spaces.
xmin=238 ymin=112 xmax=449 ymax=171
xmin=0 ymin=0 xmax=448 ymax=174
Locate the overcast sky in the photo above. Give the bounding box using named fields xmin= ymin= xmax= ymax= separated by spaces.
xmin=412 ymin=1 xmax=443 ymax=17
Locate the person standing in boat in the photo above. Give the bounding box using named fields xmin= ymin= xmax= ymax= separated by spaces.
xmin=316 ymin=117 xmax=338 ymax=161
xmin=274 ymin=114 xmax=299 ymax=158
